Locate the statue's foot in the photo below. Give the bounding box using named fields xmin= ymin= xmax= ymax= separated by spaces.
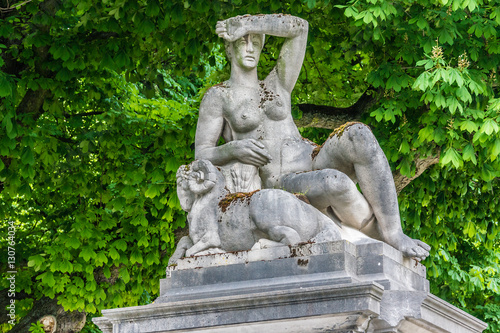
xmin=385 ymin=232 xmax=431 ymax=261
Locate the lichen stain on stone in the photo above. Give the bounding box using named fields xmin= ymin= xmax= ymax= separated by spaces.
xmin=294 ymin=193 xmax=310 ymax=204
xmin=297 ymin=258 xmax=309 ymax=266
xmin=312 ymin=121 xmax=368 ymax=159
xmin=311 ymin=145 xmax=322 ymax=160
xmin=330 ymin=121 xmax=367 ymax=140
xmin=259 ymin=81 xmax=278 ymax=107
xmin=218 ymin=190 xmax=260 ymax=213
xmin=213 ymin=82 xmax=227 ymax=89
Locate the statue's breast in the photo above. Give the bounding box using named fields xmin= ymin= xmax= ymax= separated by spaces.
xmin=224 ymin=87 xmax=263 ymax=134
xmin=259 ymin=81 xmax=288 ymax=121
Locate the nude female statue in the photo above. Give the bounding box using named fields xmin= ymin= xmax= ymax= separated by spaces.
xmin=194 ymin=14 xmax=430 ymax=260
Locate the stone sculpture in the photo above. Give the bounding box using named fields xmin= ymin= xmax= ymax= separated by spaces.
xmin=169 ymin=159 xmax=342 ymax=265
xmin=183 ymin=14 xmax=429 ymax=260
xmin=93 ymin=14 xmax=489 ymax=333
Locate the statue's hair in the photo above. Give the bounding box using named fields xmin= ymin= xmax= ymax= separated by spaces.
xmin=225 ymin=34 xmax=266 ymax=62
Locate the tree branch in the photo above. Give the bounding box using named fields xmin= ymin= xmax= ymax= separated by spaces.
xmin=393 ymin=152 xmax=441 ymax=195
xmin=0 ymin=0 xmax=32 ymax=13
xmin=65 ymin=111 xmax=105 ymax=118
xmin=294 ymin=88 xmax=379 ymax=129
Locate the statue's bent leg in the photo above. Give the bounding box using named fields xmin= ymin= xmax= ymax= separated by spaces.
xmin=268 ymin=226 xmax=301 ymax=245
xmin=281 ymin=169 xmax=373 ymax=230
xmin=185 ymin=231 xmax=222 ymax=257
xmin=313 ymin=123 xmax=430 ymax=260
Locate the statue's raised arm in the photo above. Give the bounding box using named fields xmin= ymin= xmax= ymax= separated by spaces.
xmin=216 ymin=14 xmax=308 ymax=93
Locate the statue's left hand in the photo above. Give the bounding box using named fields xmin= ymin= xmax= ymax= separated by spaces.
xmin=216 ymin=16 xmax=247 ymax=42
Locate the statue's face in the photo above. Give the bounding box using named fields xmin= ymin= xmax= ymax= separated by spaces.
xmin=231 ymin=34 xmax=263 ymax=70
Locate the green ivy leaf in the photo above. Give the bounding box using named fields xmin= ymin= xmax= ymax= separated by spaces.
xmin=145 ymin=184 xmax=162 ymax=198
xmin=113 ymin=239 xmax=128 ymax=251
xmin=120 ymin=268 xmax=130 ymax=283
xmin=95 ymin=251 xmax=108 ymax=266
xmin=21 ymin=147 xmax=35 ymax=166
xmin=481 ymin=119 xmax=500 ymax=135
xmin=28 ymin=254 xmax=45 ymax=271
xmin=490 ymin=138 xmax=500 ymax=161
xmin=109 ymin=247 xmax=120 ymax=260
xmin=130 ymin=249 xmax=143 ymax=264
xmin=459 ymin=120 xmax=478 ymax=133
xmin=3 ymin=115 xmax=13 ymax=135
xmin=412 ymin=71 xmax=431 ymax=91
xmin=137 ymin=235 xmax=149 ymax=247
xmin=66 ymin=237 xmax=81 ymax=249
xmin=399 ymin=140 xmax=410 ymax=154
xmin=441 ymin=147 xmax=462 ymax=168
xmin=462 ymin=144 xmax=477 ymax=165
xmin=80 ymin=247 xmax=96 ymax=262
xmin=0 ymin=74 xmax=13 ymax=97
xmin=40 ymin=271 xmax=55 ymax=287
xmin=307 ymin=0 xmax=317 ymax=9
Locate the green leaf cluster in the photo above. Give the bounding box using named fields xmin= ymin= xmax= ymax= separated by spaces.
xmin=1 ymin=71 xmax=197 ymax=320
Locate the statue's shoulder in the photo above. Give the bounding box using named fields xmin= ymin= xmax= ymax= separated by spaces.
xmin=263 ymin=68 xmax=284 ymax=91
xmin=203 ymin=82 xmax=229 ymax=100
xmin=199 ymin=82 xmax=228 ymax=112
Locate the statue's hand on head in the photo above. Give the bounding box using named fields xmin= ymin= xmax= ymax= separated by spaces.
xmin=216 ymin=16 xmax=248 ymax=42
xmin=228 ymin=139 xmax=272 ymax=167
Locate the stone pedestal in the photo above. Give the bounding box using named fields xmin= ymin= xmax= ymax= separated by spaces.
xmin=93 ymin=240 xmax=487 ymax=333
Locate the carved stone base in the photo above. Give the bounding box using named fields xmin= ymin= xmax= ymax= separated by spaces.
xmin=93 ymin=240 xmax=487 ymax=333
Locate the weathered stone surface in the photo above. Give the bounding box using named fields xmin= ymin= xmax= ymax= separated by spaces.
xmin=161 ymin=239 xmax=427 ymax=302
xmin=172 ymin=160 xmax=343 ymax=262
xmin=97 ymin=281 xmax=382 ymax=333
xmin=93 ymin=240 xmax=487 ymax=333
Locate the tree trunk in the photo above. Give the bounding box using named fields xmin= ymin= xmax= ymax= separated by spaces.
xmin=8 ymin=297 xmax=86 ymax=333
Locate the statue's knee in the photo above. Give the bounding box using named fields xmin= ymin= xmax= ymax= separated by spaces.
xmin=344 ymin=123 xmax=374 ymax=144
xmin=344 ymin=123 xmax=380 ymax=159
xmin=321 ymin=169 xmax=352 ymax=195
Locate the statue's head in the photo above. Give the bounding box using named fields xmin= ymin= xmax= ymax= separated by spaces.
xmin=225 ymin=33 xmax=265 ymax=70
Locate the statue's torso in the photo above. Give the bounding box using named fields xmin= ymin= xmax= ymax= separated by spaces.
xmin=220 ymin=79 xmax=315 ymax=188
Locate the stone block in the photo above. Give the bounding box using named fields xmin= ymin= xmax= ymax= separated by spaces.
xmin=94 ymin=240 xmax=487 ymax=333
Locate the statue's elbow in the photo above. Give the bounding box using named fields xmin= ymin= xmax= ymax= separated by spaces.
xmin=294 ymin=17 xmax=309 ymax=34
xmin=194 ymin=146 xmax=213 ymax=162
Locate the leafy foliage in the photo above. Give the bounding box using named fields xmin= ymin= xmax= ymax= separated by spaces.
xmin=0 ymin=0 xmax=499 ymax=332
xmin=28 ymin=322 xmax=45 ymax=333
xmin=1 ymin=72 xmax=198 ymax=319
